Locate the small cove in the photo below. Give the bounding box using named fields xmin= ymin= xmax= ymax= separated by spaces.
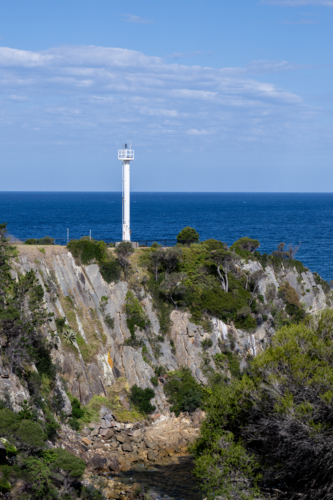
xmin=110 ymin=457 xmax=202 ymax=500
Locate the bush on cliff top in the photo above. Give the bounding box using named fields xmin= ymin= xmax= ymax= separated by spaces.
xmin=67 ymin=238 xmax=121 ymax=283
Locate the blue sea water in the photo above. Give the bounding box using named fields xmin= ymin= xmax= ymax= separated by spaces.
xmin=0 ymin=192 xmax=333 ymax=281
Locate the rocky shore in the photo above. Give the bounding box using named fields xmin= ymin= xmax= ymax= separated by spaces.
xmin=53 ymin=409 xmax=205 ymax=499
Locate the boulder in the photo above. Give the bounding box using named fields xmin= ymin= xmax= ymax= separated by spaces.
xmin=103 ymin=429 xmax=114 ymax=440
xmin=89 ymin=455 xmax=109 ymax=472
xmin=144 ymin=439 xmax=156 ymax=450
xmin=92 ymin=441 xmax=104 ymax=450
xmin=116 ymin=433 xmax=130 ymax=443
xmin=147 ymin=450 xmax=156 ymax=461
xmin=100 ymin=406 xmax=109 ymax=418
xmin=109 ymin=458 xmax=120 ymax=472
xmin=104 ymin=418 xmax=111 ymax=428
xmin=81 ymin=438 xmax=92 ymax=447
xmin=91 ymin=429 xmax=99 ymax=437
xmin=120 ymin=460 xmax=131 ymax=471
xmin=80 ymin=427 xmax=91 ymax=438
xmin=122 ymin=443 xmax=133 ymax=452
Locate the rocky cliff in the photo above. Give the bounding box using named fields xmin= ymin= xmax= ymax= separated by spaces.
xmin=1 ymin=244 xmax=330 ymax=416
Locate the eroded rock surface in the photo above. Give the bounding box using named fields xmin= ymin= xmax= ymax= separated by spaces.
xmin=2 ymin=245 xmax=330 ymax=412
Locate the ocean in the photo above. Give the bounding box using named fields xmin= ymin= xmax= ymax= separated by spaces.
xmin=0 ymin=192 xmax=332 ymax=282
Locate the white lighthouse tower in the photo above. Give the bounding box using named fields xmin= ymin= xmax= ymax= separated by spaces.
xmin=118 ymin=143 xmax=134 ymax=241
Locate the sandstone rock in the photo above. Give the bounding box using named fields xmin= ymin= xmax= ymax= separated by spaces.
xmin=109 ymin=457 xmax=120 ymax=472
xmin=103 ymin=429 xmax=115 ymax=440
xmin=131 ymin=430 xmax=142 ymax=442
xmin=80 ymin=427 xmax=91 ymax=437
xmin=120 ymin=460 xmax=131 ymax=471
xmin=144 ymin=439 xmax=156 ymax=450
xmin=154 ymin=458 xmax=169 ymax=466
xmin=104 ymin=488 xmax=121 ymax=499
xmin=81 ymin=438 xmax=92 ymax=447
xmin=116 ymin=434 xmax=126 ymax=443
xmin=90 ymin=455 xmax=109 ymax=472
xmin=122 ymin=442 xmax=133 ymax=452
xmin=104 ymin=418 xmax=112 ymax=428
xmin=100 ymin=406 xmax=109 ymax=418
xmin=147 ymin=450 xmax=156 ymax=461
xmin=92 ymin=441 xmax=104 ymax=450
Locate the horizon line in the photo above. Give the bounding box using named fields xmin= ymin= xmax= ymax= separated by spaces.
xmin=1 ymin=191 xmax=333 ymax=194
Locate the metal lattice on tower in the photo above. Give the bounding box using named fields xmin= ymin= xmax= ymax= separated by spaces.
xmin=118 ymin=143 xmax=134 ymax=241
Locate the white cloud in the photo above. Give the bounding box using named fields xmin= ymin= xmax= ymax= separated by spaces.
xmin=165 ymin=51 xmax=213 ymax=59
xmin=6 ymin=94 xmax=28 ymax=101
xmin=246 ymin=60 xmax=307 ymax=73
xmin=187 ymin=129 xmax=210 ymax=135
xmin=0 ymin=44 xmax=318 ymax=151
xmin=122 ymin=14 xmax=154 ymax=24
xmin=260 ymin=0 xmax=333 ymax=5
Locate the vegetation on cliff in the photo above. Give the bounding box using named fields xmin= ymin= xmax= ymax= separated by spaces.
xmin=138 ymin=228 xmax=318 ymax=336
xmin=192 ymin=310 xmax=333 ymax=500
xmin=0 ymin=225 xmax=105 ymax=498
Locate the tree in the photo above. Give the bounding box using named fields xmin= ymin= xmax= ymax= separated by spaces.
xmin=150 ymin=249 xmax=164 ymax=282
xmin=177 ymin=227 xmax=199 ymax=245
xmin=209 ymin=249 xmax=239 ymax=293
xmin=161 ymin=247 xmax=182 ymax=275
xmin=160 ymin=272 xmax=187 ymax=309
xmin=114 ymin=241 xmax=134 ymax=279
xmin=231 ymin=237 xmax=260 ymax=254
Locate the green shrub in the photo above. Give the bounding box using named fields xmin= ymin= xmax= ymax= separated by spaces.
xmin=0 ymin=306 xmax=20 ymax=321
xmin=71 ymin=397 xmax=84 ymax=419
xmin=230 ymin=237 xmax=260 ymax=257
xmin=0 ymin=409 xmax=18 ymax=435
xmin=201 ymin=338 xmax=213 ymax=350
xmin=150 ymin=376 xmax=159 ymax=386
xmin=25 ymin=236 xmax=54 ymax=245
xmin=164 ymin=367 xmax=205 ymax=416
xmin=45 ymin=411 xmax=61 ymax=441
xmin=130 ymin=385 xmax=156 ymax=414
xmin=16 ymin=420 xmax=46 ymax=449
xmin=235 ymin=313 xmax=256 ymax=331
xmin=68 ymin=417 xmax=80 ymax=431
xmin=67 ymin=238 xmax=120 ymax=283
xmin=25 ymin=458 xmax=56 ymax=499
xmin=55 ymin=317 xmax=66 ymax=333
xmin=214 ymin=352 xmax=241 ymax=379
xmin=99 ymin=260 xmax=121 ymax=283
xmin=125 ymin=291 xmax=150 ymax=346
xmin=46 ymin=448 xmax=86 ymax=477
xmin=177 ymin=226 xmax=200 ymax=245
xmin=104 ymin=314 xmax=115 ymax=329
xmin=0 ymin=438 xmax=17 ymax=457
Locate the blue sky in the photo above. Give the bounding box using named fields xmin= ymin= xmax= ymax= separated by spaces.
xmin=1 ymin=0 xmax=333 ymax=191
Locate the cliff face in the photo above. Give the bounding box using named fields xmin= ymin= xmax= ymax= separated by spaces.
xmin=1 ymin=245 xmax=330 ymax=413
